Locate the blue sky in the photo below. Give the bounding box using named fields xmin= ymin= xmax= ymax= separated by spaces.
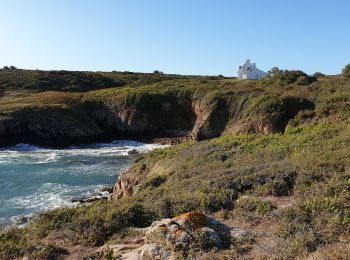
xmin=1 ymin=0 xmax=349 ymax=76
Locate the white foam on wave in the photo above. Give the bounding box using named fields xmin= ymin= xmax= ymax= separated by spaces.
xmin=0 ymin=140 xmax=169 ymax=226
xmin=8 ymin=182 xmax=104 ymax=211
xmin=0 ymin=140 xmax=168 ymax=165
xmin=1 ymin=183 xmax=109 ymax=228
xmin=67 ymin=140 xmax=168 ymax=156
xmin=0 ymin=143 xmax=54 ymax=164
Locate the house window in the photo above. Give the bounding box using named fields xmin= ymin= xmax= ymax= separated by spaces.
xmin=256 ymin=75 xmax=259 ymax=80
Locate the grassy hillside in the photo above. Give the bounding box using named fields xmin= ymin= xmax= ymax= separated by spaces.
xmin=0 ymin=68 xmax=204 ymax=93
xmin=1 ymin=69 xmax=350 ymax=258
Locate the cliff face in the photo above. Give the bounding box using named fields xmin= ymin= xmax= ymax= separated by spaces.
xmin=191 ymin=99 xmax=229 ymax=140
xmin=0 ymin=92 xmax=313 ymax=148
xmin=92 ymin=99 xmax=196 ymax=136
xmin=0 ymin=105 xmax=106 ymax=147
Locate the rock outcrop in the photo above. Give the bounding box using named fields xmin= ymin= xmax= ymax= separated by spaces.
xmin=97 ymin=212 xmax=247 ymax=259
xmin=0 ymin=108 xmax=106 ymax=147
xmin=92 ymin=100 xmax=196 ymax=137
xmin=112 ymin=177 xmax=140 ymax=200
xmin=0 ymin=90 xmax=314 ymax=148
xmin=191 ymin=99 xmax=229 ymax=140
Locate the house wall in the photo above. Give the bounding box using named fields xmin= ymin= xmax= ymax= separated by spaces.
xmin=237 ymin=60 xmax=267 ymax=80
xmin=246 ymin=68 xmax=267 ymax=80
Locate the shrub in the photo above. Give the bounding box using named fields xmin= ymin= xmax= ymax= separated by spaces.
xmin=26 ymin=201 xmax=154 ymax=246
xmin=316 ymin=94 xmax=350 ymax=118
xmin=197 ymin=189 xmax=235 ymax=212
xmin=30 ymin=207 xmax=76 ymax=237
xmin=261 ymin=70 xmax=316 ymax=87
xmin=236 ymin=196 xmax=275 ymax=215
xmin=269 ymin=67 xmax=282 ymax=76
xmin=295 ymin=76 xmax=310 ymax=86
xmin=342 ymin=64 xmax=350 ymax=78
xmin=153 ymin=70 xmax=163 ymax=75
xmin=143 ymin=175 xmax=167 ymax=189
xmin=255 ymin=171 xmax=297 ymax=196
xmin=29 ymin=244 xmax=67 ymax=259
xmin=0 ymin=228 xmax=29 ymax=259
xmin=34 ymin=92 xmax=81 ymax=106
xmin=0 ymin=228 xmax=66 ymax=259
xmin=313 ymin=72 xmax=325 ymax=77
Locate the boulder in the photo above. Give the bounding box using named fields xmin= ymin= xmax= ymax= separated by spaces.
xmin=98 ymin=212 xmax=248 ymax=259
xmin=145 ymin=212 xmax=231 ymax=253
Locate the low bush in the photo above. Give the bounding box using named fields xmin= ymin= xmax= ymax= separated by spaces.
xmin=0 ymin=228 xmax=66 ymax=259
xmin=236 ymin=196 xmax=275 ymax=215
xmin=313 ymin=72 xmax=326 ymax=78
xmin=27 ymin=200 xmax=154 ymax=245
xmin=342 ymin=64 xmax=350 ymax=78
xmin=142 ymin=175 xmax=167 ymax=189
xmin=261 ymin=70 xmax=316 ymax=87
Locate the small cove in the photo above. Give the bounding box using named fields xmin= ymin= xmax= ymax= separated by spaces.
xmin=0 ymin=140 xmax=167 ymax=227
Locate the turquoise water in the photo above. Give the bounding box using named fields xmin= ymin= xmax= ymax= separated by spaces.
xmin=0 ymin=141 xmax=166 ymax=227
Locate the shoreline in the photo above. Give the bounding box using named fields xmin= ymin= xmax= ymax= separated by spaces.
xmin=0 ymin=138 xmax=174 ymax=231
xmin=0 ymin=132 xmax=192 ymax=149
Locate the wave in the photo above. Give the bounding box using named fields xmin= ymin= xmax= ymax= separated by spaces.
xmin=0 ymin=140 xmax=169 ymax=164
xmin=9 ymin=183 xmax=99 ymax=209
xmin=1 ymin=140 xmax=167 ymax=152
xmin=0 ymin=140 xmax=169 ymax=227
xmin=0 ymin=183 xmax=107 ymax=228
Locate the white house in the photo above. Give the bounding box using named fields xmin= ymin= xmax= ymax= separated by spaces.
xmin=237 ymin=59 xmax=268 ymax=80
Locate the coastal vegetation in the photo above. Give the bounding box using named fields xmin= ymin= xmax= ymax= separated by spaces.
xmin=342 ymin=63 xmax=350 ymax=78
xmin=1 ymin=68 xmax=350 ymax=258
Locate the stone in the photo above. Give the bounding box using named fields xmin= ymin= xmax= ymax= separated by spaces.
xmin=230 ymin=228 xmax=251 ymax=242
xmin=145 ymin=212 xmax=230 ymax=253
xmin=100 ymin=186 xmax=114 ymax=193
xmin=140 ymin=243 xmax=173 ymax=259
xmin=197 ymin=227 xmax=222 ymax=248
xmin=97 ymin=212 xmax=248 ymax=259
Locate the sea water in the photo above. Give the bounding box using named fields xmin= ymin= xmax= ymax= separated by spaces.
xmin=0 ymin=140 xmax=167 ymax=227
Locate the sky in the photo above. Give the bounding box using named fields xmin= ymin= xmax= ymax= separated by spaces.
xmin=0 ymin=0 xmax=349 ymax=76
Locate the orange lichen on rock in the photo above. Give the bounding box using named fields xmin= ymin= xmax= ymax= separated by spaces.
xmin=175 ymin=212 xmax=208 ymax=230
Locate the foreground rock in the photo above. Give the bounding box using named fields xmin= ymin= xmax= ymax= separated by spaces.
xmin=97 ymin=212 xmax=249 ymax=259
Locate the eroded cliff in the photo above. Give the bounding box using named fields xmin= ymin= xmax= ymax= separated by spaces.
xmin=0 ymin=71 xmax=321 ymax=148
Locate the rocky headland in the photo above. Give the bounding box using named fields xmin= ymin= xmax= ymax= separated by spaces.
xmin=1 ymin=69 xmax=350 ymax=259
